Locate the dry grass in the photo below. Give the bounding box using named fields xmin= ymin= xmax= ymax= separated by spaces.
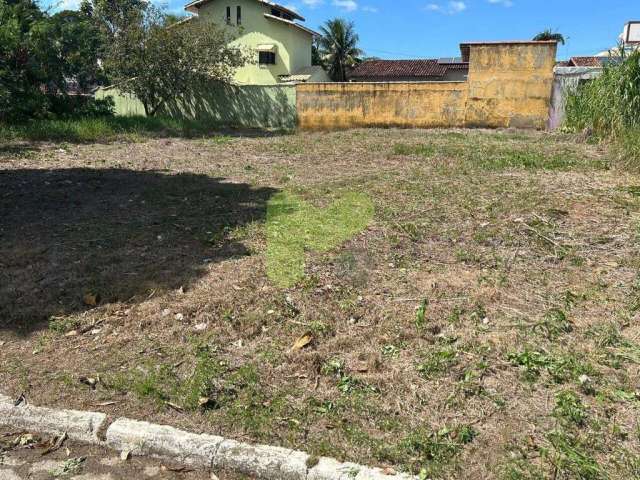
xmin=1 ymin=129 xmax=639 ymax=479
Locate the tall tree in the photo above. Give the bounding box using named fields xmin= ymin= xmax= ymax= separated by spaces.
xmin=0 ymin=0 xmax=61 ymax=120
xmin=104 ymin=6 xmax=248 ymax=116
xmin=533 ymin=29 xmax=566 ymax=45
xmin=80 ymin=0 xmax=147 ymax=39
xmin=317 ymin=18 xmax=362 ymax=82
xmin=49 ymin=10 xmax=105 ymax=91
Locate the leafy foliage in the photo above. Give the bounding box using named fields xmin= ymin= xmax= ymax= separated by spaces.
xmin=533 ymin=29 xmax=566 ymax=45
xmin=103 ymin=6 xmax=248 ymax=116
xmin=0 ymin=0 xmax=59 ymax=120
xmin=317 ymin=18 xmax=362 ymax=82
xmin=0 ymin=0 xmax=103 ymax=121
xmin=565 ymin=50 xmax=640 ymax=166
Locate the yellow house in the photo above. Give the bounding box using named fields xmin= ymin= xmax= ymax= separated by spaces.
xmin=184 ymin=0 xmax=330 ymax=85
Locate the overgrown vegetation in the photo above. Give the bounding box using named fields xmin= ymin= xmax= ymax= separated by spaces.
xmin=565 ymin=50 xmax=640 ymax=167
xmin=2 ymin=129 xmax=640 ymax=478
xmin=0 ymin=115 xmax=227 ymax=142
xmin=0 ymin=0 xmax=247 ymax=125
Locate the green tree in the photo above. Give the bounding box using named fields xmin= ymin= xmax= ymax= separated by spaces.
xmin=80 ymin=0 xmax=147 ymax=39
xmin=0 ymin=0 xmax=61 ymax=120
xmin=533 ymin=29 xmax=566 ymax=45
xmin=317 ymin=18 xmax=362 ymax=82
xmin=49 ymin=10 xmax=105 ymax=91
xmin=104 ymin=6 xmax=248 ymax=116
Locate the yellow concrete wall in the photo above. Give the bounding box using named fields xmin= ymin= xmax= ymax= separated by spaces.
xmin=296 ymin=82 xmax=468 ymax=130
xmin=297 ymin=42 xmax=557 ymax=130
xmin=465 ymin=42 xmax=557 ymax=129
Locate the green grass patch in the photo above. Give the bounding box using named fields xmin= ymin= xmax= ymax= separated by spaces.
xmin=375 ymin=425 xmax=477 ymax=476
xmin=0 ymin=116 xmax=228 ymax=143
xmin=508 ymin=349 xmax=597 ymax=384
xmin=417 ymin=346 xmax=458 ymax=379
xmin=391 ymin=139 xmax=602 ymax=171
xmin=266 ymin=191 xmax=374 ymax=288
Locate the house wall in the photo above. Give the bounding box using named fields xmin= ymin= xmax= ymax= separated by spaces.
xmin=296 ymin=82 xmax=468 ymax=129
xmin=297 ymin=42 xmax=557 ymax=130
xmin=96 ymin=82 xmax=297 ymax=130
xmin=195 ymin=0 xmax=312 ymax=85
xmin=465 ymin=42 xmax=557 ymax=129
xmin=549 ymin=66 xmax=602 ymax=130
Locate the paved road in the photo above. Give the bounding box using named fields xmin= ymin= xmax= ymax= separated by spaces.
xmin=0 ymin=429 xmax=244 ymax=480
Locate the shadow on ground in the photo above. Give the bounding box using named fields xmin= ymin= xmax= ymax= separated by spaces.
xmin=0 ymin=168 xmax=277 ymax=334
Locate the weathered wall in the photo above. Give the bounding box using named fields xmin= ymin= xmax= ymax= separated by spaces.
xmin=96 ymin=82 xmax=297 ymax=130
xmin=297 ymin=42 xmax=557 ymax=130
xmin=464 ymin=42 xmax=558 ymax=129
xmin=96 ymin=88 xmax=146 ymax=116
xmin=296 ymin=81 xmax=468 ymax=130
xmin=549 ymin=66 xmax=602 ymax=130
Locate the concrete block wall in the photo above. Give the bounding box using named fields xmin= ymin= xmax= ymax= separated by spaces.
xmin=297 ymin=41 xmax=558 ymax=130
xmin=296 ymin=81 xmax=468 ymax=130
xmin=464 ymin=42 xmax=558 ymax=129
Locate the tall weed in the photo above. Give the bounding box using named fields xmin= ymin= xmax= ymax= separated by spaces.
xmin=565 ymin=50 xmax=640 ymax=167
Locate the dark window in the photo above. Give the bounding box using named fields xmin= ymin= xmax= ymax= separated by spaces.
xmin=237 ymin=5 xmax=241 ymax=25
xmin=259 ymin=51 xmax=276 ymax=65
xmin=226 ymin=6 xmax=231 ymax=24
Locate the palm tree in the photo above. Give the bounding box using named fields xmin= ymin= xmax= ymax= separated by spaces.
xmin=533 ymin=29 xmax=566 ymax=45
xmin=317 ymin=18 xmax=363 ymax=82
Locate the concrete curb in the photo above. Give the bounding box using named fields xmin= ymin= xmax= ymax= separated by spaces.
xmin=0 ymin=394 xmax=415 ymax=480
xmin=0 ymin=394 xmax=106 ymax=444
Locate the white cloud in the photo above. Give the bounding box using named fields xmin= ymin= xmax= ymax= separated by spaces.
xmin=449 ymin=1 xmax=466 ymax=12
xmin=301 ymin=0 xmax=324 ymax=7
xmin=488 ymin=0 xmax=513 ymax=6
xmin=332 ymin=0 xmax=358 ymax=11
xmin=425 ymin=1 xmax=466 ymax=14
xmin=362 ymin=5 xmax=378 ymax=12
xmin=52 ymin=0 xmax=80 ymax=11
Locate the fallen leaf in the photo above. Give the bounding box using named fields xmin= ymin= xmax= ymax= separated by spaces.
xmin=165 ymin=401 xmax=184 ymax=412
xmin=355 ymin=363 xmax=369 ymax=373
xmin=41 ymin=432 xmax=67 ymax=456
xmin=95 ymin=401 xmax=117 ymax=407
xmin=120 ymin=449 xmax=131 ymax=461
xmin=83 ymin=293 xmax=99 ymax=307
xmin=291 ymin=332 xmax=313 ymax=351
xmin=79 ymin=376 xmax=97 ymax=389
xmin=65 ymin=330 xmax=78 ymax=337
xmin=162 ymin=464 xmax=194 ymax=473
xmin=14 ymin=433 xmax=37 ymax=446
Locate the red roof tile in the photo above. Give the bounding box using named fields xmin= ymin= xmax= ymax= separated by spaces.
xmin=349 ymin=60 xmax=448 ymax=79
xmin=569 ymin=56 xmax=603 ymax=67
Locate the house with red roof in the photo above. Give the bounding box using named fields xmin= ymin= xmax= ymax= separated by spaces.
xmin=348 ymin=58 xmax=468 ymax=82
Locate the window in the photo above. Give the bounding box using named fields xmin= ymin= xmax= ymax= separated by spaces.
xmin=259 ymin=51 xmax=276 ymax=65
xmin=226 ymin=6 xmax=231 ymax=24
xmin=237 ymin=5 xmax=241 ymax=25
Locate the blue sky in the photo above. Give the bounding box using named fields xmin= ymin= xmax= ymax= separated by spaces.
xmin=51 ymin=0 xmax=636 ymax=60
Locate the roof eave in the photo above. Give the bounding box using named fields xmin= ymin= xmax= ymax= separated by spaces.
xmin=263 ymin=13 xmax=319 ymax=36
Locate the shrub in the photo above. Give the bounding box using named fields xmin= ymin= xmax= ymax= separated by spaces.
xmin=565 ymin=50 xmax=640 ymax=167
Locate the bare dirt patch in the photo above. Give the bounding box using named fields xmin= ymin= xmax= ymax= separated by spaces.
xmin=1 ymin=129 xmax=639 ymax=479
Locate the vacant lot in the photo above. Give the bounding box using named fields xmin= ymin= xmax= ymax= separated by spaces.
xmin=1 ymin=128 xmax=639 ymax=479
